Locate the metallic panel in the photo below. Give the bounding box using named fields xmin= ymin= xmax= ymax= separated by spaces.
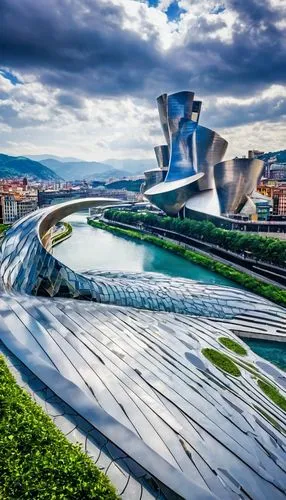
xmin=185 ymin=188 xmax=221 ymax=216
xmin=145 ymin=173 xmax=203 ymax=215
xmin=154 ymin=145 xmax=169 ymax=169
xmin=214 ymin=158 xmax=264 ymax=214
xmin=165 ymin=91 xmax=197 ymax=183
xmin=142 ymin=168 xmax=167 ymax=193
xmin=195 ymin=125 xmax=228 ymax=191
xmin=156 ymin=93 xmax=170 ymax=146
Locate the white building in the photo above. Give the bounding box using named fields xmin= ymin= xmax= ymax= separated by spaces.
xmin=1 ymin=195 xmax=38 ymax=224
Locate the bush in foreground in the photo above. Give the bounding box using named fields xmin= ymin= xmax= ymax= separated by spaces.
xmin=0 ymin=356 xmax=118 ymax=500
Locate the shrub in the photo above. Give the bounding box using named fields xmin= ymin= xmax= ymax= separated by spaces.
xmin=257 ymin=379 xmax=286 ymax=412
xmin=201 ymin=348 xmax=241 ymax=377
xmin=0 ymin=356 xmax=118 ymax=500
xmin=218 ymin=337 xmax=247 ymax=356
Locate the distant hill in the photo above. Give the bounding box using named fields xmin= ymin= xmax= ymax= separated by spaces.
xmin=0 ymin=154 xmax=61 ymax=181
xmin=38 ymin=158 xmax=117 ymax=180
xmin=260 ymin=149 xmax=286 ymax=163
xmin=105 ymin=158 xmax=156 ymax=174
xmin=27 ymin=154 xmax=156 ymax=178
xmin=28 ymin=154 xmax=82 ymax=163
xmin=85 ymin=168 xmax=133 ymax=182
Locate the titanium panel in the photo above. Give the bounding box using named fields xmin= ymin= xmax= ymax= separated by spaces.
xmin=142 ymin=168 xmax=167 ymax=193
xmin=195 ymin=125 xmax=228 ymax=191
xmin=145 ymin=173 xmax=203 ymax=215
xmin=154 ymin=145 xmax=169 ymax=169
xmin=165 ymin=91 xmax=197 ymax=183
xmin=157 ymin=93 xmax=170 ymax=146
xmin=214 ymin=158 xmax=264 ymax=214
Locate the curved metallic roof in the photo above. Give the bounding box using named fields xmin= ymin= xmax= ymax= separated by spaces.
xmin=0 ymin=199 xmax=285 ymax=499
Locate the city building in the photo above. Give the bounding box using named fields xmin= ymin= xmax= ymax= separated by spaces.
xmin=269 ymin=163 xmax=286 ymax=181
xmin=143 ymin=91 xmax=264 ymax=219
xmin=248 ymin=149 xmax=264 ymax=159
xmin=0 ymin=178 xmax=38 ymax=223
xmin=1 ymin=194 xmax=38 ymax=223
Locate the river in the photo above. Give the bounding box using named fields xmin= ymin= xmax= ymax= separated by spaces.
xmin=54 ymin=212 xmax=285 ymax=370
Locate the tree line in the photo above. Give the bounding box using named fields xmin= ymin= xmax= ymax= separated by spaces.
xmin=104 ymin=209 xmax=286 ymax=267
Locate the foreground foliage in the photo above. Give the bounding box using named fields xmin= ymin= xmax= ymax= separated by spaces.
xmin=104 ymin=209 xmax=286 ymax=267
xmin=0 ymin=356 xmax=118 ymax=500
xmin=89 ymin=219 xmax=286 ymax=308
xmin=201 ymin=348 xmax=241 ymax=377
xmin=218 ymin=337 xmax=247 ymax=356
xmin=0 ymin=224 xmax=10 ymax=235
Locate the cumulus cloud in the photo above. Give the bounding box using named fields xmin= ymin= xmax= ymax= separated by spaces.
xmin=0 ymin=0 xmax=285 ymax=159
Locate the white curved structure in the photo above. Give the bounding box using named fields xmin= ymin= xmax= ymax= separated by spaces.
xmin=0 ymin=199 xmax=285 ymax=499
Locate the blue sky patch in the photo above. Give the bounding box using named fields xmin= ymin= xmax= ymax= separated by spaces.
xmin=0 ymin=69 xmax=21 ymax=85
xmin=166 ymin=1 xmax=186 ymax=21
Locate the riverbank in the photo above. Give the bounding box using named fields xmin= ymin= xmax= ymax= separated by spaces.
xmin=88 ymin=219 xmax=286 ymax=308
xmin=51 ymin=222 xmax=72 ymax=247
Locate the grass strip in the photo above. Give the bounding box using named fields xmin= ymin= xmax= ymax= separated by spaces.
xmin=218 ymin=337 xmax=247 ymax=356
xmin=88 ymin=219 xmax=286 ymax=308
xmin=201 ymin=348 xmax=241 ymax=377
xmin=0 ymin=355 xmax=118 ymax=500
xmin=52 ymin=222 xmax=72 ymax=246
xmin=257 ymin=378 xmax=286 ymax=412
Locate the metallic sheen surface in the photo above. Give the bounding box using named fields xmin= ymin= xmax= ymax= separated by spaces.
xmin=156 ymin=93 xmax=170 ymax=146
xmin=165 ymin=91 xmax=198 ymax=182
xmin=214 ymin=158 xmax=264 ymax=214
xmin=195 ymin=125 xmax=228 ymax=191
xmin=144 ymin=173 xmax=203 ymax=215
xmin=0 ymin=200 xmax=286 ymax=499
xmin=154 ymin=145 xmax=169 ymax=169
xmin=142 ymin=168 xmax=167 ymax=193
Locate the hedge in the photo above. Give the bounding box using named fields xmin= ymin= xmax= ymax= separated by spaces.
xmin=88 ymin=219 xmax=286 ymax=308
xmin=0 ymin=356 xmax=118 ymax=500
xmin=104 ymin=209 xmax=286 ymax=267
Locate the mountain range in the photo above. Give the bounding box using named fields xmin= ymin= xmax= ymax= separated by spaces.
xmin=27 ymin=155 xmax=156 ymax=180
xmin=0 ymin=154 xmax=61 ymax=181
xmin=2 ymin=150 xmax=285 ymax=182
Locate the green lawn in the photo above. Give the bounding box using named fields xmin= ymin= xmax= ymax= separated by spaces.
xmin=0 ymin=356 xmax=118 ymax=499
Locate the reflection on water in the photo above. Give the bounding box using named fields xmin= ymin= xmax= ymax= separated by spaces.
xmin=244 ymin=339 xmax=286 ymax=371
xmin=53 ymin=212 xmax=235 ymax=286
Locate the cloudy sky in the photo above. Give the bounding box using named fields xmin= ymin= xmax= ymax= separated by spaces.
xmin=0 ymin=0 xmax=285 ymax=161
